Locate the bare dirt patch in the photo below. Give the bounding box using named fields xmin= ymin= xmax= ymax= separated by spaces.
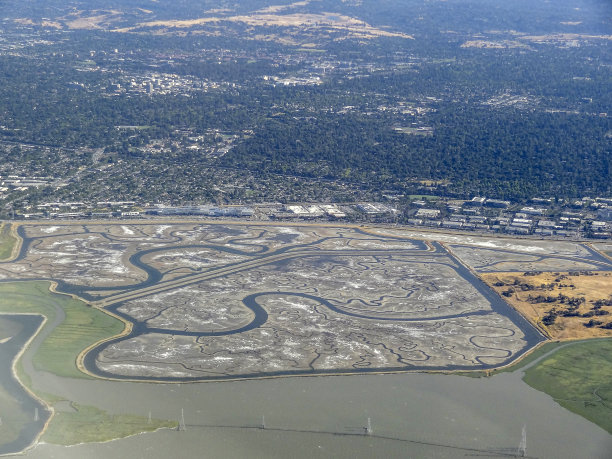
xmin=63 ymin=10 xmax=126 ymax=30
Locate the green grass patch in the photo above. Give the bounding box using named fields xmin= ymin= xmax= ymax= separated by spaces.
xmin=0 ymin=281 xmax=124 ymax=379
xmin=0 ymin=223 xmax=18 ymax=260
xmin=452 ymin=342 xmax=569 ymax=378
xmin=523 ymin=339 xmax=612 ymax=434
xmin=490 ymin=341 xmax=567 ymax=375
xmin=43 ymin=403 xmax=177 ymax=445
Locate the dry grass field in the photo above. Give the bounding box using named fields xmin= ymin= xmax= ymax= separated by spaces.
xmin=482 ymin=271 xmax=612 ymax=340
xmin=19 ymin=3 xmax=412 ymax=43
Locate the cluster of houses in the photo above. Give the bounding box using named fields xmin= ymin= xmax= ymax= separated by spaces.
xmin=0 ymin=175 xmax=53 ymax=200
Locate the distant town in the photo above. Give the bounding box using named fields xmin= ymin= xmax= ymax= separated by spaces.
xmin=8 ymin=180 xmax=612 ymax=239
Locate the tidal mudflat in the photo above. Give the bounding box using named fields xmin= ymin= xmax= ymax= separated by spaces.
xmin=0 ymin=223 xmax=555 ymax=380
xmin=0 ymin=221 xmax=610 ymax=457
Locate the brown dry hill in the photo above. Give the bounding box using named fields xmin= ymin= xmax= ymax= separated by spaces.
xmin=482 ymin=271 xmax=612 ymax=340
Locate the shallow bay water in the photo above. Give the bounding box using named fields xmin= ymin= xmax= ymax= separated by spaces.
xmin=22 ymin=366 xmax=612 ymax=458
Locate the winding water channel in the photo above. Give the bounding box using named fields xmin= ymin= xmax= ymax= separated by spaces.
xmin=82 ymin=242 xmax=545 ymax=381
xmin=7 ymin=226 xmax=552 ymax=382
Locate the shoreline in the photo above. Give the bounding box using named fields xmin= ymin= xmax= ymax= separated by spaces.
xmin=0 ymin=313 xmax=53 ymax=456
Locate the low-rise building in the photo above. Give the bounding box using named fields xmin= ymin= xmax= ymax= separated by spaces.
xmin=597 ymin=207 xmax=612 ymax=221
xmin=415 ymin=208 xmax=441 ymax=219
xmin=356 ymin=203 xmax=394 ymax=214
xmin=591 ymin=221 xmax=608 ymax=231
xmin=442 ymin=220 xmax=463 ymax=229
xmin=320 ymin=205 xmax=346 ymax=218
xmin=511 ymin=218 xmax=533 ymax=228
xmin=493 ymin=217 xmax=510 ymax=226
xmin=484 ymin=199 xmax=510 ymax=208
xmin=520 ymin=206 xmax=547 ymax=216
xmin=507 ymin=226 xmax=530 ymax=234
xmin=468 ymin=216 xmax=487 ymax=224
xmin=469 ymin=196 xmax=486 ymax=206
